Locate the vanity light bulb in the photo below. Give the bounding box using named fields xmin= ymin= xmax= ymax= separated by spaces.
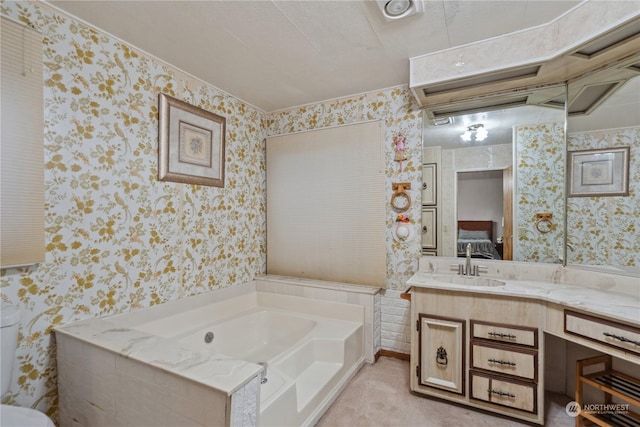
xmin=476 ymin=126 xmax=488 ymax=141
xmin=460 ymin=130 xmax=472 ymax=142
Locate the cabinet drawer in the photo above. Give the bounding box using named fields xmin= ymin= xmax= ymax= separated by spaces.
xmin=565 ymin=310 xmax=640 ymax=356
xmin=471 ymin=343 xmax=537 ymax=382
xmin=470 ymin=372 xmax=537 ymax=414
xmin=471 ymin=320 xmax=537 ymax=348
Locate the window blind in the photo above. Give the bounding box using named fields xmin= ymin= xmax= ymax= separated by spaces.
xmin=1 ymin=17 xmax=45 ymax=268
xmin=266 ymin=121 xmax=386 ymax=287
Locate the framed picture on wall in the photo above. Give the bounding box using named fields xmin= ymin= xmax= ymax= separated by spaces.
xmin=568 ymin=146 xmax=629 ymax=197
xmin=421 ymin=163 xmax=437 ymax=206
xmin=158 ymin=93 xmax=226 ymax=187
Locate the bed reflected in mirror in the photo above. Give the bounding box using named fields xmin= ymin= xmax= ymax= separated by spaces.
xmin=456 ymin=171 xmax=507 ymax=260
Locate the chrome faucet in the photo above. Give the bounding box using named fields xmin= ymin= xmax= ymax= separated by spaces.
xmin=451 ymin=243 xmax=485 ymax=276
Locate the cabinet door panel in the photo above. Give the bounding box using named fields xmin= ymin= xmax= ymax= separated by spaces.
xmin=418 ymin=314 xmax=465 ymax=394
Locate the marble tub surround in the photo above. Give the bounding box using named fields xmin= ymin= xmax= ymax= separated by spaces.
xmin=55 ymin=282 xmax=366 ymax=427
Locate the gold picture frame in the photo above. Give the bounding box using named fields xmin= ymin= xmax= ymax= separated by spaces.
xmin=158 ymin=93 xmax=226 ymax=187
xmin=568 ymin=146 xmax=629 ymax=197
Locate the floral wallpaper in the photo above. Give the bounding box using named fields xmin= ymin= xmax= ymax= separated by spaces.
xmin=514 ymin=122 xmax=565 ymax=263
xmin=567 ymin=126 xmax=640 ymax=267
xmin=1 ymin=1 xmax=266 ymax=419
xmin=0 ymin=1 xmax=423 ymax=421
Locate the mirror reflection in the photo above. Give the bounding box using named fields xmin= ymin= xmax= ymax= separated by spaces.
xmin=422 ymin=87 xmax=566 ymax=263
xmin=566 ymin=61 xmax=640 ymax=274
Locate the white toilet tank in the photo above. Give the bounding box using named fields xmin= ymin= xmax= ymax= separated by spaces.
xmin=1 ymin=303 xmax=56 ymax=427
xmin=1 ymin=302 xmax=21 ymax=396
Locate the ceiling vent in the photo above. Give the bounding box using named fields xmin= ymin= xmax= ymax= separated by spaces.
xmin=377 ymin=0 xmax=424 ymax=22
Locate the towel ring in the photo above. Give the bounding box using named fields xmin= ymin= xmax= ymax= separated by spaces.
xmin=391 ymin=182 xmax=411 ymax=212
xmin=535 ymin=218 xmax=553 ymax=233
xmin=534 ymin=212 xmax=553 ymax=234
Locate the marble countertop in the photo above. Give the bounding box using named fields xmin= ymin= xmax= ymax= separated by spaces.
xmin=54 ymin=310 xmax=263 ymax=396
xmin=406 ymin=272 xmax=640 ymax=327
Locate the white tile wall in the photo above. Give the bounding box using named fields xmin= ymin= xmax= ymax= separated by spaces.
xmin=380 ymin=290 xmax=411 ymax=354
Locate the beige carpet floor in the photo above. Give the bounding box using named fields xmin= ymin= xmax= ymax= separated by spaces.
xmin=316 ymin=357 xmax=573 ymax=427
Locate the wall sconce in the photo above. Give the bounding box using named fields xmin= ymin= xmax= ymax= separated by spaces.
xmin=460 ymin=123 xmax=488 ymax=142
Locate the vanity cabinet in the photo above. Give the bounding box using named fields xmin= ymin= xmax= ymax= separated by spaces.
xmin=410 ymin=288 xmax=544 ymax=425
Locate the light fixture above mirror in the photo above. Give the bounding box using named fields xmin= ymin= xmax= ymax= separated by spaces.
xmin=460 ymin=124 xmax=488 ymax=142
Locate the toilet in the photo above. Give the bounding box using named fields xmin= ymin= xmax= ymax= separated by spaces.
xmin=1 ymin=302 xmax=56 ymax=427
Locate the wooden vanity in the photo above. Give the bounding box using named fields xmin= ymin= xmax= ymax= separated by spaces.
xmin=407 ymin=269 xmax=640 ymax=425
xmin=410 ymin=289 xmax=545 ymax=424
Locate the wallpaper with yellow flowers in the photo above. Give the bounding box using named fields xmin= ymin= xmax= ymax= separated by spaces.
xmin=514 ymin=122 xmax=566 ymax=263
xmin=567 ymin=126 xmax=640 ymax=267
xmin=0 ymin=1 xmax=423 ymax=420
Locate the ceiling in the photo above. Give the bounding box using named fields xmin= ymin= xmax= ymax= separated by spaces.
xmin=46 ymin=0 xmax=582 ymax=112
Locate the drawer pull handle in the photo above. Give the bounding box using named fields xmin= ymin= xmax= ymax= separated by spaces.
xmin=603 ymin=332 xmax=640 ymax=346
xmin=488 ymin=332 xmax=516 ymax=339
xmin=488 ymin=358 xmax=516 ymax=367
xmin=488 ymin=389 xmax=515 ymax=398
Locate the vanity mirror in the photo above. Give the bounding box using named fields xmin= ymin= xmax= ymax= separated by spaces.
xmin=565 ymin=59 xmax=640 ymax=274
xmin=421 ymin=87 xmax=567 ymax=263
xmin=417 ymin=9 xmax=640 ymax=269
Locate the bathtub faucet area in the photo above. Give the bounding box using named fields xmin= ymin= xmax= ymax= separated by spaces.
xmin=259 ymin=362 xmax=268 ymax=384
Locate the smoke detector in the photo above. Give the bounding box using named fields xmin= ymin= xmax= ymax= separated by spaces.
xmin=377 ymin=0 xmax=424 ymax=22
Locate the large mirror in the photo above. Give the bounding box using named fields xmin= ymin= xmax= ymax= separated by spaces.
xmin=565 ymin=57 xmax=640 ymax=275
xmin=420 ymin=14 xmax=640 ymax=269
xmin=421 ymin=85 xmax=567 ymax=263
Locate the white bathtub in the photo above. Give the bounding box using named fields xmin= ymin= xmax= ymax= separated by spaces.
xmin=174 ymin=305 xmax=363 ymax=426
xmin=55 ymin=286 xmax=365 ymax=427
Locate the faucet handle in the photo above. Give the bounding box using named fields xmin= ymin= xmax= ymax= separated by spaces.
xmin=476 ymin=265 xmax=488 ymax=276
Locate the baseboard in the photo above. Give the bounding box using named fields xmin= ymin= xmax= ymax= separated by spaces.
xmin=379 ymin=349 xmax=410 ymax=361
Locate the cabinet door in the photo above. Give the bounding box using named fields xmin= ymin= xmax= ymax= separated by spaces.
xmin=418 ymin=314 xmax=465 ymax=394
xmin=421 ymin=208 xmax=437 ymax=249
xmin=421 ymin=163 xmax=437 ymax=206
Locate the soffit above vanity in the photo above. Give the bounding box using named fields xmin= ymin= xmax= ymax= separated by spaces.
xmin=411 ymin=1 xmax=640 ymax=119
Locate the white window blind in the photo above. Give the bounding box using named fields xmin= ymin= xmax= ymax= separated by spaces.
xmin=1 ymin=17 xmax=45 ymax=268
xmin=266 ymin=121 xmax=386 ymax=287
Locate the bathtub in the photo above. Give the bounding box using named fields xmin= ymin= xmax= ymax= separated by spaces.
xmin=55 ymin=285 xmax=365 ymax=427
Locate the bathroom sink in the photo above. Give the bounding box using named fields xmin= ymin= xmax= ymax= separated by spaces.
xmin=430 ymin=275 xmax=505 ymax=287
